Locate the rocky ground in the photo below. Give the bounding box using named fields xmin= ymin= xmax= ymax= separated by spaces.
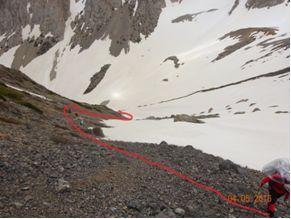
xmin=0 ymin=65 xmax=289 ymax=218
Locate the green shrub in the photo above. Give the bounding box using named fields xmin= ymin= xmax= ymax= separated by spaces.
xmin=18 ymin=101 xmax=43 ymax=114
xmin=0 ymin=85 xmax=24 ymax=101
xmin=0 ymin=115 xmax=22 ymax=125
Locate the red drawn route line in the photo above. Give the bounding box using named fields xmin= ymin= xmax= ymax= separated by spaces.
xmin=63 ymin=103 xmax=269 ymax=217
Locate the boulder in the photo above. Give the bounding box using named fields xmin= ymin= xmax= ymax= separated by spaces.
xmin=174 ymin=207 xmax=185 ymax=216
xmin=159 ymin=141 xmax=168 ymax=146
xmin=156 ymin=208 xmax=176 ymax=218
xmin=92 ymin=127 xmax=105 ymax=138
xmin=56 ymin=178 xmax=70 ymax=193
xmin=174 ymin=114 xmax=204 ymax=124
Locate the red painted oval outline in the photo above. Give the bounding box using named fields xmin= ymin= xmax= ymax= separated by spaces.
xmin=64 ymin=103 xmax=269 ymax=217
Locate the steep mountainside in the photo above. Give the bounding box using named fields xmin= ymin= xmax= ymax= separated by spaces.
xmin=0 ymin=65 xmax=289 ymax=217
xmin=0 ymin=0 xmax=289 ymax=169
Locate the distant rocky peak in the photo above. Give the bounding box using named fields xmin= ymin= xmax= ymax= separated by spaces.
xmin=245 ymin=0 xmax=287 ymax=9
xmin=0 ymin=0 xmax=289 ymax=71
xmin=0 ymin=0 xmax=70 ymax=56
xmin=70 ymin=0 xmax=167 ymax=56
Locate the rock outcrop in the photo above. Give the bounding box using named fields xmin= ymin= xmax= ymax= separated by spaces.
xmin=84 ymin=64 xmax=111 ymax=95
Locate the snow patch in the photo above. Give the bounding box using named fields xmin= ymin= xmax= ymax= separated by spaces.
xmin=5 ymin=83 xmax=50 ymax=101
xmin=26 ymin=2 xmax=33 ymax=19
xmin=6 ymin=32 xmax=16 ymax=40
xmin=0 ymin=46 xmax=20 ymax=67
xmin=26 ymin=2 xmax=31 ymax=13
xmin=45 ymin=32 xmax=54 ymax=38
xmin=70 ymin=0 xmax=86 ymax=19
xmin=22 ymin=24 xmax=41 ymax=40
xmin=133 ymin=1 xmax=139 ymax=16
xmin=0 ymin=34 xmax=5 ymax=43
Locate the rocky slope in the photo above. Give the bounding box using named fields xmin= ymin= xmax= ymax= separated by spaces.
xmin=0 ymin=1 xmax=289 ymax=216
xmin=0 ymin=65 xmax=289 ymax=217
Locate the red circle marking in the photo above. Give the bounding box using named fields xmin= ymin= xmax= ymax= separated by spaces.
xmin=64 ymin=103 xmax=269 ymax=217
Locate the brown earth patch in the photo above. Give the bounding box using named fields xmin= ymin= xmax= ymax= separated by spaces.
xmin=213 ymin=27 xmax=277 ymax=62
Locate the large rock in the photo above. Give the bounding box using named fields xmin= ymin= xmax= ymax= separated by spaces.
xmin=174 ymin=207 xmax=185 ymax=216
xmin=56 ymin=178 xmax=70 ymax=193
xmin=85 ymin=127 xmax=105 ymax=138
xmin=92 ymin=127 xmax=105 ymax=138
xmin=127 ymin=200 xmax=142 ymax=211
xmin=174 ymin=114 xmax=205 ymax=124
xmin=159 ymin=141 xmax=168 ymax=146
xmin=185 ymin=200 xmax=199 ymax=217
xmin=12 ymin=202 xmax=23 ymax=209
xmin=156 ymin=208 xmax=176 ymax=218
xmin=83 ymin=64 xmax=111 ymax=94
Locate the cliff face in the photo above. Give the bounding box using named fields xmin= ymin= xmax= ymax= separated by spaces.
xmin=70 ymin=0 xmax=167 ymax=57
xmin=1 ymin=0 xmax=287 ymax=68
xmin=245 ymin=0 xmax=286 ymax=9
xmin=0 ymin=0 xmax=169 ymax=66
xmin=0 ymin=0 xmax=288 ymax=104
xmin=0 ymin=0 xmax=70 ymax=56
